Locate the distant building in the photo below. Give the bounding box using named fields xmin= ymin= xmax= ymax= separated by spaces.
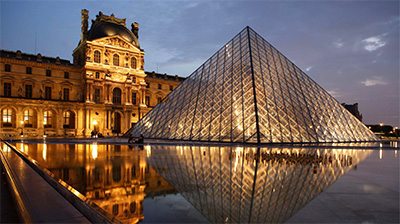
xmin=341 ymin=103 xmax=363 ymax=122
xmin=0 ymin=10 xmax=185 ymax=138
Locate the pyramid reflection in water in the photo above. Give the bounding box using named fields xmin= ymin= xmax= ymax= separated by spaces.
xmin=132 ymin=27 xmax=378 ymax=143
xmin=147 ymin=146 xmax=371 ymax=223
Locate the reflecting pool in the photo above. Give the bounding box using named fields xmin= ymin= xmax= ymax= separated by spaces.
xmin=11 ymin=143 xmax=398 ymax=223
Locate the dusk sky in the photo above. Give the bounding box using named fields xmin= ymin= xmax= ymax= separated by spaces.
xmin=1 ymin=1 xmax=399 ymax=127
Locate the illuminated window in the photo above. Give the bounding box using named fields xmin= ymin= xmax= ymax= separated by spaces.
xmin=24 ymin=109 xmax=33 ymax=127
xmin=113 ymin=54 xmax=119 ymax=66
xmin=112 ymin=165 xmax=121 ymax=182
xmin=45 ymin=87 xmax=51 ymax=99
xmin=63 ymin=111 xmax=75 ymax=129
xmin=112 ymin=204 xmax=119 ymax=216
xmin=131 ymin=165 xmax=136 ymax=178
xmin=132 ymin=92 xmax=137 ymax=105
xmin=63 ymin=88 xmax=69 ymax=101
xmin=131 ymin=57 xmax=136 ymax=69
xmin=2 ymin=109 xmax=12 ymax=127
xmin=25 ymin=85 xmax=32 ymax=98
xmin=94 ymin=167 xmax=100 ymax=181
xmin=5 ymin=64 xmax=11 ymax=72
xmin=113 ymin=88 xmax=121 ymax=105
xmin=26 ymin=67 xmax=32 ymax=74
xmin=4 ymin=83 xmax=11 ymax=97
xmin=94 ymin=88 xmax=100 ymax=103
xmin=130 ymin=202 xmax=136 ymax=213
xmin=94 ymin=50 xmax=101 ymax=63
xmin=44 ymin=111 xmax=52 ymax=128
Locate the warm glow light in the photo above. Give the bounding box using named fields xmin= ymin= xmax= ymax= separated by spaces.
xmin=20 ymin=121 xmax=24 ymax=124
xmin=43 ymin=144 xmax=47 ymax=161
xmin=146 ymin=145 xmax=151 ymax=157
xmin=380 ymin=122 xmax=383 ymax=126
xmin=3 ymin=145 xmax=11 ymax=152
xmin=92 ymin=143 xmax=98 ymax=159
xmin=92 ymin=120 xmax=98 ymax=125
xmin=379 ymin=149 xmax=382 ymax=160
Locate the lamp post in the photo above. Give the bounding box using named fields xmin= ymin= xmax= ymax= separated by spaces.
xmin=395 ymin=127 xmax=398 ymax=139
xmin=380 ymin=122 xmax=384 ymax=137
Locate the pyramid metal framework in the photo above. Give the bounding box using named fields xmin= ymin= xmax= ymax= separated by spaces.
xmin=147 ymin=146 xmax=371 ymax=223
xmin=132 ymin=27 xmax=379 ymax=143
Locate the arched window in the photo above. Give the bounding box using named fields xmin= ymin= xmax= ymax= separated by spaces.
xmin=44 ymin=110 xmax=52 ymax=128
xmin=2 ymin=108 xmax=13 ymax=127
xmin=94 ymin=51 xmax=101 ymax=63
xmin=113 ymin=88 xmax=121 ymax=105
xmin=113 ymin=54 xmax=119 ymax=66
xmin=131 ymin=57 xmax=137 ymax=69
xmin=24 ymin=109 xmax=34 ymax=127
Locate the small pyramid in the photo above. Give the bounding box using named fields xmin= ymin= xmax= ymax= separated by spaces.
xmin=132 ymin=27 xmax=379 ymax=143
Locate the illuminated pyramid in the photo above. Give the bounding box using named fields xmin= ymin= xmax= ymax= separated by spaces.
xmin=132 ymin=27 xmax=379 ymax=143
xmin=147 ymin=145 xmax=371 ymax=223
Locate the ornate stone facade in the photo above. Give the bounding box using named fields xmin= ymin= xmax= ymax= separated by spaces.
xmin=0 ymin=10 xmax=184 ymax=138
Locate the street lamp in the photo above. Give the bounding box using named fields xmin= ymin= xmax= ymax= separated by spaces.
xmin=395 ymin=127 xmax=399 ymax=139
xmin=380 ymin=122 xmax=384 ymax=133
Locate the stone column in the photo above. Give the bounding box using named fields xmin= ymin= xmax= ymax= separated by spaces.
xmin=85 ymin=83 xmax=90 ymax=102
xmin=141 ymin=89 xmax=145 ymax=105
xmin=77 ymin=108 xmax=84 ymax=137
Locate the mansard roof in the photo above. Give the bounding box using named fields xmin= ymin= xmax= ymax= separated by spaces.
xmin=0 ymin=49 xmax=76 ymax=67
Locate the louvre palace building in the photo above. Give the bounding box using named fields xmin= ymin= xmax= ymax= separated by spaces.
xmin=0 ymin=10 xmax=184 ymax=138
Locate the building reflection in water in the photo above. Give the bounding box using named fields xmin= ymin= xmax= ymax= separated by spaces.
xmin=147 ymin=146 xmax=372 ymax=223
xmin=15 ymin=143 xmax=175 ymax=224
xmin=15 ymin=143 xmax=374 ymax=223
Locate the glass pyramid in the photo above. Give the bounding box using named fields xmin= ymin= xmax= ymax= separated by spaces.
xmin=132 ymin=27 xmax=379 ymax=143
xmin=147 ymin=145 xmax=372 ymax=223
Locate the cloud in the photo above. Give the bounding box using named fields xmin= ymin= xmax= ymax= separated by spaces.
xmin=361 ymin=76 xmax=388 ymax=86
xmin=361 ymin=35 xmax=386 ymax=52
xmin=327 ymin=89 xmax=343 ymax=98
xmin=333 ymin=39 xmax=344 ymax=48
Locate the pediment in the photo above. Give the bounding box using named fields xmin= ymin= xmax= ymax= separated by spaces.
xmin=91 ymin=36 xmax=141 ymax=52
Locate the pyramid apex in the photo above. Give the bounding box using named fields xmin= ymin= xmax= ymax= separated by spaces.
xmin=131 ymin=27 xmax=379 ymax=143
